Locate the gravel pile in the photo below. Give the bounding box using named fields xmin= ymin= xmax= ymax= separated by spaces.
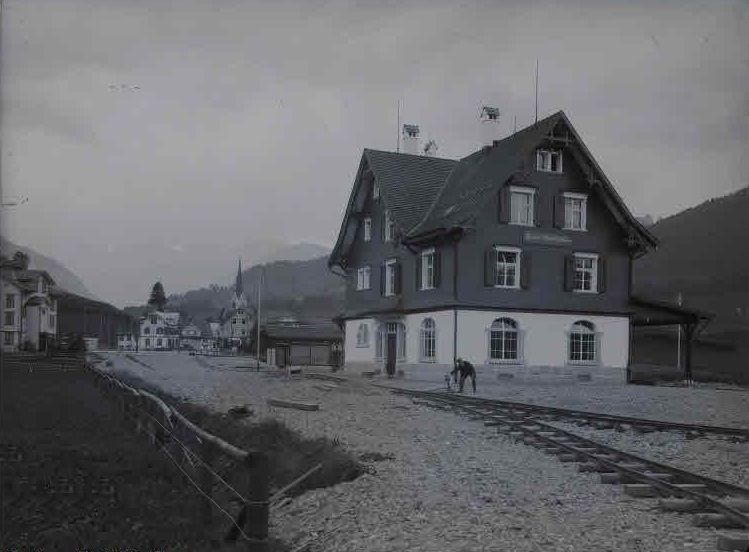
xmin=95 ymin=352 xmax=735 ymax=551
xmin=545 ymin=421 xmax=749 ymax=488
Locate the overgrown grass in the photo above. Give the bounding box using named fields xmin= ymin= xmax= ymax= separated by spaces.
xmin=106 ymin=367 xmax=363 ymax=500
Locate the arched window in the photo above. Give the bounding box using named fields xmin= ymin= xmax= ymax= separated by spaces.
xmin=420 ymin=318 xmax=436 ymax=361
xmin=569 ymin=321 xmax=596 ymax=363
xmin=356 ymin=323 xmax=369 ymax=347
xmin=375 ymin=324 xmax=384 ymax=360
xmin=156 ymin=327 xmax=163 ymax=335
xmin=489 ymin=318 xmax=519 ymax=361
xmin=143 ymin=327 xmax=150 ymax=335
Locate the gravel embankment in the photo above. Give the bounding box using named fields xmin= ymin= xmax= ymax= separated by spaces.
xmin=94 ymin=351 xmax=740 ymax=551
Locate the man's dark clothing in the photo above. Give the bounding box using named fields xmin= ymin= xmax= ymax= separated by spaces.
xmin=451 ymin=360 xmax=476 ymax=393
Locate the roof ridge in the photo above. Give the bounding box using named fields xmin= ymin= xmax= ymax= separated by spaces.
xmin=363 ymin=147 xmax=455 ymax=162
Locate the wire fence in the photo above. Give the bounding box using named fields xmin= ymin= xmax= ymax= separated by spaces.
xmin=84 ymin=359 xmax=270 ymax=551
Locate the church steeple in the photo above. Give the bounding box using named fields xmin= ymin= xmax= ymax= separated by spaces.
xmin=231 ymin=258 xmax=247 ymax=310
xmin=235 ymin=258 xmax=243 ymax=296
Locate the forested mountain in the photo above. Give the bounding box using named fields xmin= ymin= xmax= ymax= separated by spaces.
xmin=634 ymin=186 xmax=749 ymax=336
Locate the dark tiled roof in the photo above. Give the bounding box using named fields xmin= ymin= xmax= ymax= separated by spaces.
xmin=262 ymin=321 xmax=343 ymax=341
xmin=410 ymin=112 xmax=562 ymax=236
xmin=364 ymin=149 xmax=457 ymax=232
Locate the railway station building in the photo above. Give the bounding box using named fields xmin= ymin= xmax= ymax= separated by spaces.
xmin=329 ymin=110 xmax=665 ymax=382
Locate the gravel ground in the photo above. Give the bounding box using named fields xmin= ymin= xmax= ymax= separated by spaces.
xmin=388 ymin=375 xmax=749 ymax=427
xmin=96 ymin=352 xmax=739 ymax=551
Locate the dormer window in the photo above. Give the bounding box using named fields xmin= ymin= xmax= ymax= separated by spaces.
xmin=373 ymin=182 xmax=380 ymax=200
xmin=536 ymin=149 xmax=563 ymax=173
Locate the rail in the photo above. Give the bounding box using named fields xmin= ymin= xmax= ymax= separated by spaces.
xmin=397 ymin=388 xmax=749 ymax=550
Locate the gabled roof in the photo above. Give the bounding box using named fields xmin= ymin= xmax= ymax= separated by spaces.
xmin=407 ymin=111 xmax=657 ymax=252
xmin=330 ymin=111 xmax=657 ymax=268
xmin=364 ymin=149 xmax=457 ymax=232
xmin=328 ymin=149 xmax=456 ymax=267
xmin=410 ymin=113 xmax=561 ymax=236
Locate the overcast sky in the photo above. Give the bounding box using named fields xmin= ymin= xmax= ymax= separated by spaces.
xmin=2 ymin=0 xmax=747 ymax=307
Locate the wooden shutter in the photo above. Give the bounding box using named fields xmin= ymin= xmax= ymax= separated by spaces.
xmin=484 ymin=248 xmax=496 ymax=287
xmin=498 ymin=187 xmax=510 ymax=223
xmin=553 ymin=195 xmax=565 ymax=228
xmin=597 ymin=256 xmax=607 ymax=293
xmin=520 ymin=251 xmax=531 ymax=289
xmin=533 ymin=192 xmax=541 ymax=227
xmin=434 ymin=249 xmax=442 ymax=288
xmin=415 ymin=254 xmax=422 ymax=291
xmin=395 ymin=261 xmax=402 ymax=295
xmin=563 ymin=255 xmax=574 ymax=291
xmin=380 ymin=263 xmax=386 ymax=295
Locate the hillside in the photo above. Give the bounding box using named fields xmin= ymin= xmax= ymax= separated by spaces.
xmin=167 ymin=256 xmax=344 ymax=324
xmin=0 ymin=237 xmax=99 ymax=300
xmin=634 ymin=186 xmax=749 ymax=335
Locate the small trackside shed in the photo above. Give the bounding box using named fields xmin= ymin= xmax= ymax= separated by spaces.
xmin=257 ymin=321 xmax=344 ymax=368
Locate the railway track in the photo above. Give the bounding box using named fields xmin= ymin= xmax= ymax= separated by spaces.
xmin=395 ymin=388 xmax=749 ymax=550
xmin=397 ymin=388 xmax=749 ymax=441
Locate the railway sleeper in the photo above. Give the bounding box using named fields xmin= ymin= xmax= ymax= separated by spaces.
xmin=659 ymin=497 xmax=749 ymax=513
xmin=716 ymin=533 xmax=749 ymax=551
xmin=598 ymin=469 xmax=665 ymax=484
xmin=693 ymin=513 xmax=748 ymax=529
xmin=623 ymin=483 xmax=707 ymax=498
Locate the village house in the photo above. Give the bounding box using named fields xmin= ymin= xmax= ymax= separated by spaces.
xmin=138 ymin=310 xmax=180 ymax=351
xmin=0 ymin=251 xmax=58 ymax=352
xmin=329 ymin=110 xmax=659 ymax=382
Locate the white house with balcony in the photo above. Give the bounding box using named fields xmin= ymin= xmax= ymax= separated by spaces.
xmin=0 ymin=252 xmax=58 ymax=352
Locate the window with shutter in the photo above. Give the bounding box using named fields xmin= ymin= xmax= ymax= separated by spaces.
xmin=419 ymin=248 xmax=436 ymax=290
xmin=384 ymin=259 xmax=398 ymax=296
xmin=562 ymin=193 xmax=588 ymax=231
xmin=572 ymin=253 xmax=599 ymax=293
xmin=509 ymin=186 xmax=535 ymax=226
xmin=493 ymin=246 xmax=521 ymax=289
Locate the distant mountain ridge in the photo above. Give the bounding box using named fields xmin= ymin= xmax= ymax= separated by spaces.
xmin=0 ymin=237 xmax=99 ymax=300
xmin=167 ymin=255 xmax=344 ymax=324
xmin=634 ymin=186 xmax=749 ymax=335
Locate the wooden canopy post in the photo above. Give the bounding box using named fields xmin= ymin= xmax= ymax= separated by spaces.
xmin=683 ymin=322 xmax=695 ymax=384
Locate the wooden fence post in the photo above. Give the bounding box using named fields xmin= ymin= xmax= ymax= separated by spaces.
xmin=199 ymin=441 xmax=216 ymax=525
xmin=245 ymin=451 xmax=269 ymax=552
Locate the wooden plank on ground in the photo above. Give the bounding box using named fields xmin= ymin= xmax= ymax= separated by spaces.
xmin=267 ymin=398 xmax=320 ymax=411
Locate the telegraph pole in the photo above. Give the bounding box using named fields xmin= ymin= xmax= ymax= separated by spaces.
xmin=256 ymin=267 xmax=262 ymax=371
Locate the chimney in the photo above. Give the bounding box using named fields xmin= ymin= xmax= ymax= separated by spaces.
xmin=423 ymin=139 xmax=438 ymax=157
xmin=480 ymin=106 xmax=501 ymax=147
xmin=402 ymin=124 xmax=420 ymax=155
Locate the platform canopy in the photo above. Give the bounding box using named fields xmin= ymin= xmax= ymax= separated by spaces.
xmin=629 ymin=296 xmax=712 ymax=328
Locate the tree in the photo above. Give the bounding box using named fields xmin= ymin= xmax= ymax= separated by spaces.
xmin=148 ymin=281 xmax=167 ymax=312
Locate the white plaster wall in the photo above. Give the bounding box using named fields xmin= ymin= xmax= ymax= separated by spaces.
xmin=345 ymin=318 xmax=376 ymax=363
xmin=456 ymin=310 xmax=629 ymax=369
xmin=402 ymin=310 xmax=455 ymax=365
